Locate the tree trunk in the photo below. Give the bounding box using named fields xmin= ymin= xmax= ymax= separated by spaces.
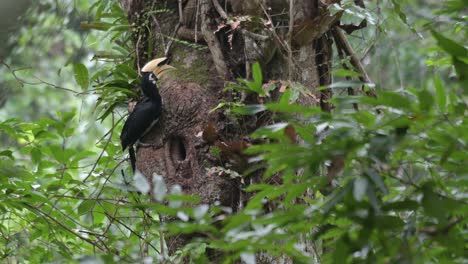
xmin=120 ymin=0 xmax=350 ymax=262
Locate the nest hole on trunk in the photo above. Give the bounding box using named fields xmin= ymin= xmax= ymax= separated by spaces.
xmin=169 ymin=136 xmax=187 ymax=162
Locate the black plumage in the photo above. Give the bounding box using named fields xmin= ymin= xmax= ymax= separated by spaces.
xmin=120 ymin=73 xmax=162 ymax=151
xmin=120 ymin=58 xmax=173 ymax=172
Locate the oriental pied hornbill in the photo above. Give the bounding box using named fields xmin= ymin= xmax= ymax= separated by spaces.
xmin=120 ymin=58 xmax=174 ymax=172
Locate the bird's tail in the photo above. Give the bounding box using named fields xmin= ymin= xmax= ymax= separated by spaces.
xmin=129 ymin=146 xmax=137 ymax=172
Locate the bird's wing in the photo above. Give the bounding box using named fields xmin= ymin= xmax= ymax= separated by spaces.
xmin=120 ymin=99 xmax=159 ymax=150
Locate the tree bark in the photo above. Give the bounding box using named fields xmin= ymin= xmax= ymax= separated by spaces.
xmin=119 ymin=0 xmax=351 ymax=262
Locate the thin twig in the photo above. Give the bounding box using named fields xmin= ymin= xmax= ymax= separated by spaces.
xmin=332 ymin=27 xmax=377 ymax=97
xmin=151 ymin=14 xmax=166 ymax=50
xmin=336 ymin=40 xmax=359 ymax=111
xmin=260 ymin=4 xmax=290 ymax=59
xmin=165 ymin=0 xmax=185 ymax=56
xmin=54 ymin=195 xmax=130 ymax=204
xmin=200 ymin=0 xmax=229 ymax=79
xmin=195 ymin=0 xmax=200 ymax=43
xmin=333 ymin=28 xmax=370 ymax=83
xmin=34 ymin=76 xmax=79 ymax=94
xmin=160 ymin=230 xmax=166 ymax=258
xmin=24 ymin=203 xmax=107 ymax=251
xmin=212 ymin=0 xmax=268 ymax=42
xmin=83 ymin=113 xmax=115 ymax=182
xmin=1 ymin=61 xmax=79 ymax=94
xmin=96 ymin=114 xmax=125 ymax=145
xmin=211 ymin=0 xmax=228 ymax=18
xmin=136 ymin=33 xmax=142 ymax=74
xmin=94 ymin=159 xmax=127 ymax=199
xmin=105 ymin=212 xmax=161 ymax=254
xmin=288 ymin=0 xmax=294 ymax=80
xmin=78 ymin=229 xmax=105 ymax=237
xmin=242 ymin=30 xmax=269 ymax=41
xmin=178 ymin=0 xmax=184 ymax=23
xmin=317 ymin=35 xmax=333 ymax=112
xmin=420 ymin=216 xmax=464 ymax=236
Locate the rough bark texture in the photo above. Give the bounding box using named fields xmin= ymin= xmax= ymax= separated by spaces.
xmin=119 ymin=0 xmax=354 ymax=262
xmin=135 ymin=77 xmax=242 ymax=210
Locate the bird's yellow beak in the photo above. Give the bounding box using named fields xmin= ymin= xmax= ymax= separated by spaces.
xmin=141 ymin=57 xmax=176 ymax=79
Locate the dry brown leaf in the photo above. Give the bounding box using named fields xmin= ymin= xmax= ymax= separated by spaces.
xmin=279 ymin=84 xmax=287 ymax=93
xmin=202 ymin=122 xmax=219 ymax=144
xmin=284 ymin=125 xmax=297 ymax=143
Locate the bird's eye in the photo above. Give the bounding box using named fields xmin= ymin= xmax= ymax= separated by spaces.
xmin=148 ymin=73 xmax=157 ymax=84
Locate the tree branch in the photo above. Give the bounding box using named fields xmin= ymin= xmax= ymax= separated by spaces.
xmin=1 ymin=60 xmax=79 ymax=94
xmin=24 ymin=203 xmax=108 ymax=252
xmin=332 ymin=27 xmax=377 ymax=97
xmin=200 ymin=0 xmax=230 ymax=79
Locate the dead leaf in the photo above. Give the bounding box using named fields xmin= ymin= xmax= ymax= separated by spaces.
xmin=214 ymin=23 xmax=228 ymax=34
xmin=202 ymin=122 xmax=219 ymax=143
xmin=216 ymin=140 xmax=248 ymax=154
xmin=279 ymin=84 xmax=287 ymax=92
xmin=284 ymin=125 xmax=297 ymax=143
xmin=230 ymin=20 xmax=241 ymax=30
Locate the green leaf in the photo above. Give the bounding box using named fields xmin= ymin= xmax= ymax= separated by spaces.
xmin=209 ymin=102 xmax=228 ymax=113
xmin=391 ymin=0 xmax=418 ymax=34
xmin=34 ymin=130 xmax=59 ymax=141
xmin=382 ymin=200 xmax=419 ymax=211
xmin=422 ymin=189 xmax=445 ymax=221
xmin=418 ymin=89 xmax=434 ymax=112
xmin=365 ymin=169 xmax=388 ymax=194
xmin=279 ymin=89 xmax=291 ymax=106
xmin=374 ymin=215 xmax=404 ymax=229
xmin=232 ymin=104 xmax=266 ymax=115
xmin=421 ymin=184 xmax=460 ymax=221
xmin=24 ymin=191 xmax=51 ymax=204
xmin=246 ymin=82 xmax=264 ymax=96
xmin=266 ymin=103 xmax=321 ymax=116
xmin=434 ymin=76 xmax=446 ymax=112
xmin=92 ymin=51 xmax=126 ymax=60
xmin=453 ymin=57 xmax=468 ymax=82
xmin=31 ymin=148 xmax=42 ymax=164
xmin=253 ymin=123 xmax=289 ymax=136
xmin=366 ymin=184 xmax=381 ymax=213
xmin=46 ymin=145 xmax=70 ymax=164
xmin=333 ymin=236 xmax=349 ymax=264
xmin=284 ymin=184 xmax=309 ymax=204
xmin=61 ymin=111 xmax=75 ymax=124
xmin=77 ymin=200 xmax=95 ymax=216
xmin=80 ymin=21 xmax=112 ymax=31
xmin=252 ymin=62 xmax=263 ymax=88
xmin=0 ymin=150 xmax=13 ymax=160
xmin=366 ymin=91 xmax=413 ymax=110
xmin=116 ymin=63 xmax=138 ymax=79
xmin=73 ymin=63 xmax=89 ymax=90
xmin=332 ymin=69 xmax=362 ymax=77
xmin=71 ymin=150 xmax=96 ymax=164
xmin=322 ymin=184 xmax=351 ymax=214
xmin=29 ymin=229 xmax=44 ymax=242
xmin=431 ymin=30 xmax=468 ymax=58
